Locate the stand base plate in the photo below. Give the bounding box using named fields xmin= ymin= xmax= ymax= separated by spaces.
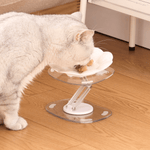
xmin=63 ymin=103 xmax=93 ymax=115
xmin=46 ymin=99 xmax=112 ymax=123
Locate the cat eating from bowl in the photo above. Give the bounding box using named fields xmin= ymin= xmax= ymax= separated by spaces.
xmin=0 ymin=12 xmax=94 ymax=130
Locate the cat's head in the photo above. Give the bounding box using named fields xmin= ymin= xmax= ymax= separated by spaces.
xmin=50 ymin=12 xmax=95 ymax=72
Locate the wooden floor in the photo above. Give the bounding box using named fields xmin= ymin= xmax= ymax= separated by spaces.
xmin=1 ymin=31 xmax=150 ymax=149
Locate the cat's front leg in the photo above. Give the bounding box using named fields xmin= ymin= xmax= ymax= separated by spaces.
xmin=3 ymin=104 xmax=28 ymax=130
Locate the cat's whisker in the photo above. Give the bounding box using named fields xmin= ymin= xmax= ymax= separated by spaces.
xmin=93 ymin=28 xmax=104 ymax=32
xmin=91 ymin=24 xmax=98 ymax=31
xmin=90 ymin=24 xmax=103 ymax=31
xmin=98 ymin=39 xmax=115 ymax=43
xmin=90 ymin=24 xmax=97 ymax=31
xmin=99 ymin=47 xmax=108 ymax=51
xmin=94 ymin=41 xmax=107 ymax=46
xmin=94 ymin=39 xmax=115 ymax=46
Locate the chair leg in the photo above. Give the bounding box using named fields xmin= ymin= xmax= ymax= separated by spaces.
xmin=80 ymin=0 xmax=88 ymax=23
xmin=129 ymin=16 xmax=136 ymax=51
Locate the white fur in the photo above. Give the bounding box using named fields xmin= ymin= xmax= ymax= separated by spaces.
xmin=0 ymin=12 xmax=94 ymax=130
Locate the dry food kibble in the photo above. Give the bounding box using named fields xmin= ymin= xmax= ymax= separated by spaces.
xmin=87 ymin=59 xmax=94 ymax=66
xmin=75 ymin=65 xmax=87 ymax=73
xmin=75 ymin=59 xmax=94 ymax=73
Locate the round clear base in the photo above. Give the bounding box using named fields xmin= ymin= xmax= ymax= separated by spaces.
xmin=63 ymin=103 xmax=93 ymax=115
xmin=46 ymin=99 xmax=112 ymax=123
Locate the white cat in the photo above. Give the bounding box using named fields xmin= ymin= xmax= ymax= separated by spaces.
xmin=0 ymin=12 xmax=94 ymax=130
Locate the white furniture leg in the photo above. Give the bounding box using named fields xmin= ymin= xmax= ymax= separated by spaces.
xmin=80 ymin=0 xmax=88 ymax=23
xmin=129 ymin=16 xmax=136 ymax=51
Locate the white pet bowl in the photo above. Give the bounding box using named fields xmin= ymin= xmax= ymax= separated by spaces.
xmin=52 ymin=47 xmax=113 ymax=77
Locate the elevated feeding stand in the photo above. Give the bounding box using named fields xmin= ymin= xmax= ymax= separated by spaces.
xmin=46 ymin=67 xmax=114 ymax=123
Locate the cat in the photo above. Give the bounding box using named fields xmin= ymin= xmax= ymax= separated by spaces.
xmin=0 ymin=11 xmax=94 ymax=130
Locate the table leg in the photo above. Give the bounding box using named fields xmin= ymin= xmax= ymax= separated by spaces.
xmin=129 ymin=16 xmax=136 ymax=51
xmin=80 ymin=0 xmax=88 ymax=23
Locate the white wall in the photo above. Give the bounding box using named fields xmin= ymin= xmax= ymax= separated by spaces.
xmin=85 ymin=3 xmax=150 ymax=49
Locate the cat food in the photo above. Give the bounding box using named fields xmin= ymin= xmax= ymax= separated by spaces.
xmin=75 ymin=65 xmax=87 ymax=73
xmin=87 ymin=59 xmax=94 ymax=66
xmin=75 ymin=59 xmax=94 ymax=73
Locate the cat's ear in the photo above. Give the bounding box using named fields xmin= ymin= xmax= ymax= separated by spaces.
xmin=75 ymin=30 xmax=95 ymax=43
xmin=71 ymin=12 xmax=82 ymax=21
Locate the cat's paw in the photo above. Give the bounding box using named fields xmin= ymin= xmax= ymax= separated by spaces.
xmin=5 ymin=117 xmax=28 ymax=130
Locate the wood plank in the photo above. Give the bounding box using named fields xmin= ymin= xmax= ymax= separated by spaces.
xmin=67 ymin=144 xmax=99 ymax=150
xmin=0 ymin=119 xmax=81 ymax=150
xmin=23 ymin=79 xmax=54 ymax=96
xmin=33 ymin=0 xmax=80 ymax=15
